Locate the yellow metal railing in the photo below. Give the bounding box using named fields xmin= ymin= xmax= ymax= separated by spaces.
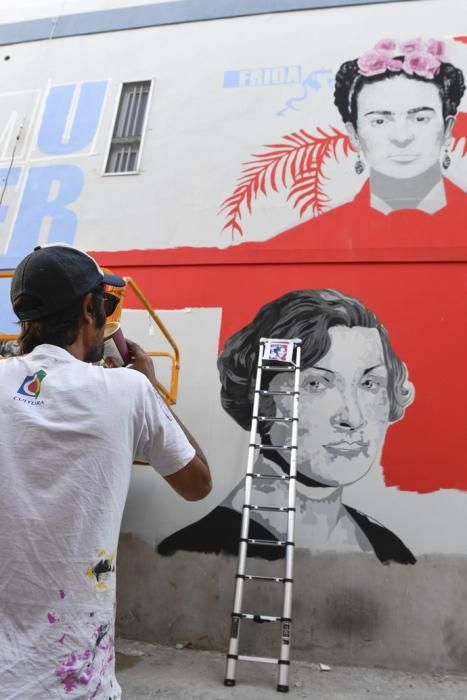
xmin=104 ymin=273 xmax=180 ymax=405
xmin=0 ymin=269 xmax=180 ymax=405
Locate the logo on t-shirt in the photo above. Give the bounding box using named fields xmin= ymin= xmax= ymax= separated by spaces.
xmin=17 ymin=369 xmax=47 ymax=399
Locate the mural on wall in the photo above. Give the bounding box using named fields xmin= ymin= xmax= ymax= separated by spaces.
xmin=126 ymin=34 xmax=467 ymax=550
xmin=159 ymin=289 xmax=416 ymax=565
xmin=1 ymin=29 xmax=467 ymax=543
xmin=220 ymin=37 xmax=466 ymax=248
xmin=136 ymin=36 xmax=467 ymax=498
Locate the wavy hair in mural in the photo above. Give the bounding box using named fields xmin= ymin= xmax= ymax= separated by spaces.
xmin=159 ymin=289 xmax=415 ymax=565
xmin=219 ymin=288 xmax=412 ymax=430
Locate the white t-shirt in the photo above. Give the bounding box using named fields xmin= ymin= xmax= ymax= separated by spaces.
xmin=0 ymin=344 xmax=195 ymax=699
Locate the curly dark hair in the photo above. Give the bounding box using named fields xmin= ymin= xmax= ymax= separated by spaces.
xmin=218 ymin=289 xmax=413 ymax=432
xmin=334 ymin=58 xmax=465 ymax=129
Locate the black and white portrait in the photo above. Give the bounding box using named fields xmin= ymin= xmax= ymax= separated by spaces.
xmin=159 ymin=289 xmax=415 ymax=565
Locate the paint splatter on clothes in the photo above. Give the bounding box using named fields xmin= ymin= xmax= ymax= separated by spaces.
xmin=54 ymin=622 xmax=115 ymax=697
xmin=86 ymin=551 xmax=116 ymax=591
xmin=1 ymin=595 xmax=119 ymax=698
xmin=0 ymin=345 xmax=195 ymax=698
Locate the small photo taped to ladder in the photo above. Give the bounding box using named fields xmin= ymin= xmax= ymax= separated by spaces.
xmin=263 ymin=340 xmax=294 ymax=363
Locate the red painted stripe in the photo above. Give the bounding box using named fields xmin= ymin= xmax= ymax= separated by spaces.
xmin=90 ymin=245 xmax=467 ymax=268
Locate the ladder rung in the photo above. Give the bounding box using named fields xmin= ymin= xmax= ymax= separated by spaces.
xmin=246 ymin=505 xmax=293 ymax=512
xmin=238 ymin=655 xmax=279 ymax=665
xmin=239 ymin=574 xmax=292 ymax=583
xmin=260 ymin=364 xmax=297 ymax=371
xmin=260 ymin=337 xmax=301 ymax=345
xmin=250 ymin=444 xmax=295 ymax=451
xmin=256 ymin=390 xmax=298 ymax=396
xmin=249 ymin=473 xmax=292 ymax=481
xmin=236 ymin=613 xmax=282 ymax=623
xmin=255 ymin=416 xmax=295 ymax=423
xmin=244 ymin=538 xmax=288 ymax=547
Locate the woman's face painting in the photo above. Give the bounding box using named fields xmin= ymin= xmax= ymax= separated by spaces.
xmin=268 ymin=326 xmax=391 ymax=487
xmin=352 ymin=75 xmax=451 ymax=179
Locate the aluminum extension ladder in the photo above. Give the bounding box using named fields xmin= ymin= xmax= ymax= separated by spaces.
xmin=224 ymin=337 xmax=302 ymax=693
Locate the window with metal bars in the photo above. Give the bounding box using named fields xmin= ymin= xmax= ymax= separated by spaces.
xmin=105 ymin=81 xmax=151 ymax=173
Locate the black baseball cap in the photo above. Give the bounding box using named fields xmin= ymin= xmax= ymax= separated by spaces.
xmin=11 ymin=245 xmax=125 ymax=321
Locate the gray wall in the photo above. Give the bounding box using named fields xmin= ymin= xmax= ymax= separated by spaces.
xmin=0 ymin=1 xmax=423 ymax=46
xmin=117 ymin=534 xmax=467 ymax=672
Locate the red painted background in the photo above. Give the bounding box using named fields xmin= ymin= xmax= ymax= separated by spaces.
xmin=91 ymin=44 xmax=467 ymax=496
xmin=92 ymin=244 xmax=467 ymax=495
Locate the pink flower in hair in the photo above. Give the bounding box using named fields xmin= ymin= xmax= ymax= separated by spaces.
xmin=426 ymin=38 xmax=446 ymax=59
xmin=403 ymin=51 xmax=441 ymax=79
xmin=388 ymin=59 xmax=404 ymax=72
xmin=400 ymin=38 xmax=424 ymax=54
xmin=375 ymin=38 xmax=397 ymax=52
xmin=358 ymin=50 xmax=391 ymax=77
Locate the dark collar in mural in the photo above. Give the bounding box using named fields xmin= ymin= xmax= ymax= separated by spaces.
xmin=157 ymin=504 xmax=416 ymax=566
xmin=343 ymin=505 xmax=415 ymax=565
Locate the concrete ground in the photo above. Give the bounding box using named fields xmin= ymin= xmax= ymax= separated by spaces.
xmin=116 ymin=638 xmax=467 ymax=699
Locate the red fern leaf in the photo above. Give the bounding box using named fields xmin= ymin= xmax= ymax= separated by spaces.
xmin=283 ymin=133 xmax=307 ymax=146
xmin=315 ymin=127 xmax=331 ymax=139
xmin=222 ymin=218 xmax=243 ymax=235
xmin=220 ymin=195 xmax=241 ymax=209
xmin=342 ymin=139 xmax=354 ymax=157
xmin=219 ymin=127 xmax=356 ymax=237
xmin=287 ymin=174 xmax=330 ymax=218
xmin=269 ymin=159 xmax=280 ymax=192
xmin=288 ymin=139 xmax=334 ymax=217
xmin=290 ymin=147 xmax=301 ymax=181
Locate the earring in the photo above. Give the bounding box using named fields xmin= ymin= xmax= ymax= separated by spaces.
xmin=355 ymin=154 xmax=365 ymax=175
xmin=442 ymin=149 xmax=451 ymax=170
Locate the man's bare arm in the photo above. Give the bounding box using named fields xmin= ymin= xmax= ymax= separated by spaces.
xmin=126 ymin=340 xmax=212 ymax=501
xmin=164 ymin=456 xmax=211 ymax=501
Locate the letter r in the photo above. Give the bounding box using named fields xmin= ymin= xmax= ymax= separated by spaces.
xmin=7 ymin=165 xmax=84 ymax=257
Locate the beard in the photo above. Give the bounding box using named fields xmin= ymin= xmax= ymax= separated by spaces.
xmin=84 ymin=298 xmax=107 ymax=363
xmin=84 ymin=331 xmax=105 ymax=364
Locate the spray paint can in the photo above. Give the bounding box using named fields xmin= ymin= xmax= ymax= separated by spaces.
xmin=103 ymin=321 xmax=130 ymax=367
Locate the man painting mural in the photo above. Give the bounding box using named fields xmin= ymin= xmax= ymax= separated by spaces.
xmin=0 ymin=245 xmax=211 ymax=699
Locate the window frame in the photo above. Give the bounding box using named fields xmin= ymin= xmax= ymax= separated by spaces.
xmin=103 ymin=78 xmax=154 ymax=176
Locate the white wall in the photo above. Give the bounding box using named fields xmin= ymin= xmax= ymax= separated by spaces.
xmin=0 ymin=0 xmax=465 ymax=259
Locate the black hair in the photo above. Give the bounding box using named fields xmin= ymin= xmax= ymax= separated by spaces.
xmin=18 ymin=290 xmax=106 ymax=354
xmin=334 ymin=58 xmax=465 ymax=129
xmin=218 ymin=289 xmax=413 ymax=431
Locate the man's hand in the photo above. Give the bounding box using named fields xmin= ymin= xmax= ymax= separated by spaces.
xmin=126 ymin=340 xmax=157 ymax=384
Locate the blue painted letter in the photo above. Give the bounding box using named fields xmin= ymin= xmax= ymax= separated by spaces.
xmin=0 ymin=167 xmax=21 ymax=224
xmin=7 ymin=165 xmax=84 ymax=257
xmin=38 ymin=81 xmax=107 ymax=155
